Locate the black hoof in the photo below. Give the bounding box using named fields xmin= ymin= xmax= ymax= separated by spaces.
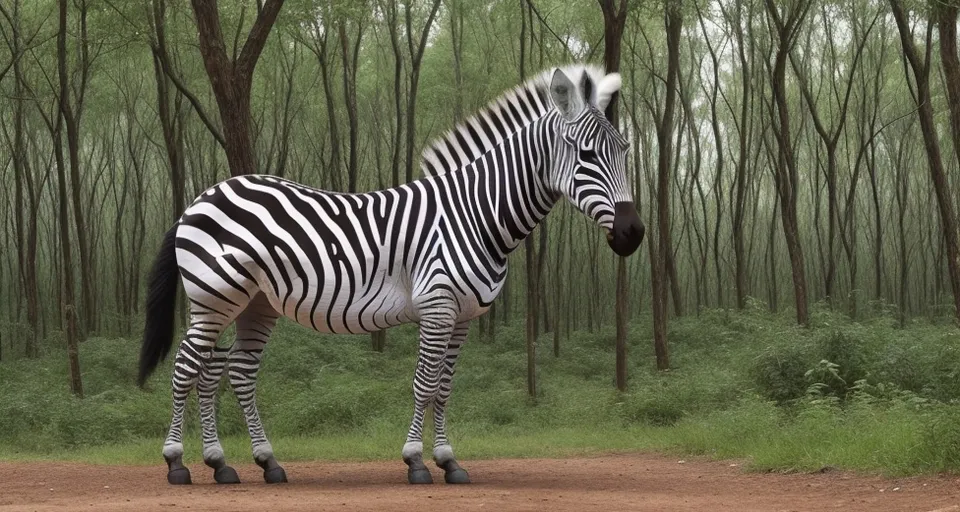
xmin=263 ymin=466 xmax=288 ymax=484
xmin=167 ymin=467 xmax=192 ymax=485
xmin=408 ymin=467 xmax=434 ymax=484
xmin=214 ymin=466 xmax=241 ymax=484
xmin=444 ymin=468 xmax=471 ymax=484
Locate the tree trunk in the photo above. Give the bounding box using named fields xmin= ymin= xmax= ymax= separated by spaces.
xmin=189 ymin=0 xmax=285 ymax=177
xmin=765 ymin=0 xmax=811 ymax=326
xmin=600 ymin=0 xmax=631 ymax=387
xmin=54 ymin=0 xmax=96 ymax=336
xmin=403 ymin=0 xmax=442 ymax=183
xmin=311 ymin=23 xmax=343 ymax=190
xmin=450 ymin=0 xmax=464 ymax=123
xmin=520 ymin=0 xmax=537 ymax=399
xmin=57 ymin=0 xmax=83 ymax=397
xmin=385 ymin=0 xmax=404 ymax=187
xmin=339 ymin=19 xmax=363 ymax=192
xmin=934 ymin=3 xmax=960 ymax=326
xmin=649 ymin=2 xmax=681 ymax=370
xmin=6 ymin=0 xmax=40 ymax=355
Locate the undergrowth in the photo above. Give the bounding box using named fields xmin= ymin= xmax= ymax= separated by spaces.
xmin=2 ymin=301 xmax=960 ymax=476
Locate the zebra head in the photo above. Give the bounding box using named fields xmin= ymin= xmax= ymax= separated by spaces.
xmin=547 ymin=68 xmax=645 ymax=257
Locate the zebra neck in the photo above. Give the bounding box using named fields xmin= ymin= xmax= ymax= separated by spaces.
xmin=492 ymin=116 xmax=560 ymax=255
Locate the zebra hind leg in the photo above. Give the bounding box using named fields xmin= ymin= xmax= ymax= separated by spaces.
xmin=432 ymin=323 xmax=470 ymax=484
xmin=230 ymin=301 xmax=287 ymax=483
xmin=163 ymin=298 xmax=249 ymax=484
xmin=198 ymin=346 xmax=241 ymax=484
xmin=163 ymin=326 xmax=229 ymax=484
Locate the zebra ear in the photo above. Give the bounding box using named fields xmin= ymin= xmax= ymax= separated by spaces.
xmin=596 ymin=73 xmax=622 ymax=113
xmin=550 ymin=69 xmax=585 ymax=121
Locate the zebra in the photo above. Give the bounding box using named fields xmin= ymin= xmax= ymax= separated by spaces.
xmin=137 ymin=64 xmax=645 ymax=486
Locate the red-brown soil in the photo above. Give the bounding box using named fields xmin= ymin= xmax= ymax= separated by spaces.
xmin=1 ymin=453 xmax=958 ymax=511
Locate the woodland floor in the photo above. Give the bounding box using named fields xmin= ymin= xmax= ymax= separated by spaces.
xmin=1 ymin=453 xmax=958 ymax=511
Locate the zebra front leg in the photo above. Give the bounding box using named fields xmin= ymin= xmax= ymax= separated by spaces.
xmin=432 ymin=323 xmax=470 ymax=484
xmin=403 ymin=312 xmax=456 ymax=484
xmin=198 ymin=346 xmax=241 ymax=484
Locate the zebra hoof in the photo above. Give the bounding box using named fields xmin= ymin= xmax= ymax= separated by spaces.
xmin=263 ymin=466 xmax=288 ymax=484
xmin=444 ymin=468 xmax=471 ymax=484
xmin=408 ymin=467 xmax=434 ymax=484
xmin=167 ymin=467 xmax=192 ymax=485
xmin=214 ymin=466 xmax=241 ymax=484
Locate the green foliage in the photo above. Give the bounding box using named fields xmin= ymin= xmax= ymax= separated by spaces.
xmin=919 ymin=404 xmax=960 ymax=471
xmin=752 ymin=339 xmax=814 ymax=403
xmin=5 ymin=309 xmax=960 ymax=476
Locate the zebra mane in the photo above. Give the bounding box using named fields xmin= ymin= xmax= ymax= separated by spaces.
xmin=420 ymin=64 xmax=614 ymax=179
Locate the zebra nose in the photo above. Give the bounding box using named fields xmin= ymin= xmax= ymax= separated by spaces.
xmin=608 ymin=202 xmax=644 ymax=257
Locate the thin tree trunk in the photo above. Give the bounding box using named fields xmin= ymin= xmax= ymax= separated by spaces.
xmin=57 ymin=0 xmax=82 ymax=397
xmin=403 ymin=0 xmax=442 ymax=183
xmin=933 ymin=3 xmax=960 ymax=325
xmin=519 ymin=0 xmax=536 ymax=398
xmin=650 ymin=2 xmax=681 ymax=371
xmin=385 ymin=0 xmax=404 ymax=187
xmin=765 ymin=0 xmax=811 ymax=326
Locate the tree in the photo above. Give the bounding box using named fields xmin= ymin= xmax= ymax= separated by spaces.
xmin=57 ymin=0 xmax=83 ymax=397
xmin=650 ymin=1 xmax=682 ymax=370
xmin=764 ymin=0 xmax=811 ymax=326
xmin=789 ymin=4 xmax=878 ymax=305
xmin=599 ymin=0 xmax=631 ymax=389
xmin=0 ymin=0 xmax=43 ymax=356
xmin=189 ymin=0 xmax=285 ymax=177
xmin=932 ymin=1 xmax=960 ymax=325
xmin=520 ymin=0 xmax=537 ymax=399
xmin=403 ymin=0 xmax=442 ymax=183
xmin=339 ymin=13 xmax=365 ymax=193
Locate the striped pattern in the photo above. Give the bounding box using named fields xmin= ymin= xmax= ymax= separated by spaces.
xmin=155 ymin=65 xmax=632 ymax=478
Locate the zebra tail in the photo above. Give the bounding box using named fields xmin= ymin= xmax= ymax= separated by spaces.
xmin=137 ymin=224 xmax=180 ymax=388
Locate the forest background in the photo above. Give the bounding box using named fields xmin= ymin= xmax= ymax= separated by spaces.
xmin=3 ymin=0 xmax=960 ymax=475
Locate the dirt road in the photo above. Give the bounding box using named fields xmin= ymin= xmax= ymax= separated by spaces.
xmin=1 ymin=453 xmax=957 ymax=511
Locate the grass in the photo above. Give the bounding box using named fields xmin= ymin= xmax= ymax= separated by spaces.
xmin=2 ymin=302 xmax=960 ymax=477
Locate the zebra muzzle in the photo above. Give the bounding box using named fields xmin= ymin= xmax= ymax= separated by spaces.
xmin=608 ymin=202 xmax=644 ymax=257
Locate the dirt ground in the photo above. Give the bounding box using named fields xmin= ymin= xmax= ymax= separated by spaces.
xmin=1 ymin=453 xmax=958 ymax=512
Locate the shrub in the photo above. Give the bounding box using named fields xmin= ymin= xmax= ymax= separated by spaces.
xmin=814 ymin=330 xmax=870 ymax=398
xmin=752 ymin=340 xmax=813 ymax=404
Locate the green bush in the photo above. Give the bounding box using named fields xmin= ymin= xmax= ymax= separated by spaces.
xmin=752 ymin=340 xmax=813 ymax=403
xmin=815 ymin=330 xmax=869 ymax=397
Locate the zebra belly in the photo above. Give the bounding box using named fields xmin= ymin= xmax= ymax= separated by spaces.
xmin=262 ymin=274 xmax=415 ymax=335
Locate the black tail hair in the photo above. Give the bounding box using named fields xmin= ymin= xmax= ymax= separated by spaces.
xmin=138 ymin=224 xmax=180 ymax=388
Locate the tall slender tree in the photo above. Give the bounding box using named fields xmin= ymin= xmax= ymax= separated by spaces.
xmin=599 ymin=0 xmax=631 ymax=388
xmin=189 ymin=0 xmax=285 ymax=177
xmin=56 ymin=0 xmax=83 ymax=397
xmin=932 ymin=1 xmax=960 ymax=325
xmin=764 ymin=0 xmax=811 ymax=326
xmin=650 ymin=1 xmax=682 ymax=370
xmin=403 ymin=0 xmax=442 ymax=183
